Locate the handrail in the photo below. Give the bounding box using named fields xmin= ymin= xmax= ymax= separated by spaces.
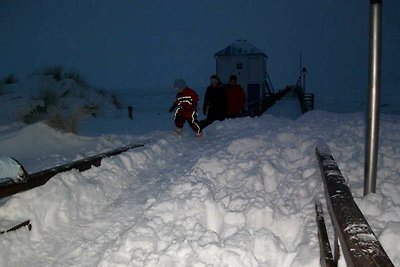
xmin=315 ymin=202 xmax=336 ymax=267
xmin=244 ymin=87 xmax=291 ymax=117
xmin=304 ymin=93 xmax=315 ymax=110
xmin=294 ymin=86 xmax=314 ymax=113
xmin=0 ymin=143 xmax=146 ymax=198
xmin=315 ymin=145 xmax=394 ymax=267
xmin=0 ymin=220 xmax=31 ymax=235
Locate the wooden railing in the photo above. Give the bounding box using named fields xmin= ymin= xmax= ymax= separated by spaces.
xmin=315 ymin=145 xmax=395 ymax=267
xmin=304 ymin=93 xmax=315 ymax=111
xmin=245 ymin=87 xmax=291 ymax=117
xmin=295 ymin=86 xmax=314 ymax=113
xmin=0 ymin=143 xmax=146 ymax=199
xmin=315 ymin=202 xmax=336 ymax=267
xmin=0 ymin=142 xmax=147 ymax=235
xmin=0 ymin=220 xmax=31 ymax=235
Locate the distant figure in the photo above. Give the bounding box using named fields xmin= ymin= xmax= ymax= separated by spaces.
xmin=169 ymin=79 xmax=202 ymax=137
xmin=201 ymin=74 xmax=226 ymax=128
xmin=225 ymin=74 xmax=246 ymax=118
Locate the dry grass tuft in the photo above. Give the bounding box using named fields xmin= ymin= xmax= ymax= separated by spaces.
xmin=46 ymin=105 xmax=97 ymax=134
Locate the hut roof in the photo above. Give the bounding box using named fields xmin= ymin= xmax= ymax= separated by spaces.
xmin=215 ymin=39 xmax=267 ymax=57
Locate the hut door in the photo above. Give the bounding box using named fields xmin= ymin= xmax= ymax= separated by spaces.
xmin=247 ymin=83 xmax=260 ymax=105
xmin=248 ymin=57 xmax=261 ymax=82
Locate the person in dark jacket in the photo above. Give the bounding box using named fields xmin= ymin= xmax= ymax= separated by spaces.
xmin=169 ymin=78 xmax=202 ymax=137
xmin=225 ymin=74 xmax=246 ymax=118
xmin=201 ymin=74 xmax=226 ymax=128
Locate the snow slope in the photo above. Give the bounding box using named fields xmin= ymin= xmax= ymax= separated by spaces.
xmin=0 ymin=108 xmax=399 ymax=266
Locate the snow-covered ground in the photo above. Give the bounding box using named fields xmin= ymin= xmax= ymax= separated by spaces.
xmin=0 ymin=83 xmax=399 ymax=266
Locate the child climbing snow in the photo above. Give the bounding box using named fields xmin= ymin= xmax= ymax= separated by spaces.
xmin=169 ymin=79 xmax=202 ymax=137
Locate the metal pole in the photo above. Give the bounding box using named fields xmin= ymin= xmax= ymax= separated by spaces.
xmin=364 ymin=0 xmax=382 ymax=195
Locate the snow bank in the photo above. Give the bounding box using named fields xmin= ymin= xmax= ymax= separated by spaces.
xmin=0 ymin=110 xmax=399 ymax=267
xmin=0 ymin=122 xmax=96 ymax=172
xmin=0 ymin=157 xmax=26 ymax=183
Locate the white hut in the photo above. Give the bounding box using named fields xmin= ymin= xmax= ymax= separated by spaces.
xmin=215 ymin=39 xmax=273 ymax=110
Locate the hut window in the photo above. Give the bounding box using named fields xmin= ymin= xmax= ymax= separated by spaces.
xmin=236 ymin=63 xmax=243 ymax=70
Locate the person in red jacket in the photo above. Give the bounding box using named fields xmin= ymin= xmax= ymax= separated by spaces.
xmin=169 ymin=79 xmax=202 ymax=137
xmin=225 ymin=75 xmax=246 ymax=118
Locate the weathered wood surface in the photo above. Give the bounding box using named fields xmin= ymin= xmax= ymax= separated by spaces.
xmin=0 ymin=143 xmax=145 ymax=198
xmin=315 ymin=202 xmax=336 ymax=267
xmin=0 ymin=220 xmax=31 ymax=235
xmin=316 ymin=145 xmax=394 ymax=267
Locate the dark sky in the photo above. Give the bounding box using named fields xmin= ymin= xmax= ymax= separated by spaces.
xmin=0 ymin=0 xmax=399 ymax=104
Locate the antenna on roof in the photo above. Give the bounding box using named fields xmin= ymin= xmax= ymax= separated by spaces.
xmin=299 ymin=51 xmax=302 ymax=77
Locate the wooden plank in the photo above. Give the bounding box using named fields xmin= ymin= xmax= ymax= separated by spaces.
xmin=316 ymin=145 xmax=394 ymax=267
xmin=315 ymin=202 xmax=336 ymax=267
xmin=0 ymin=220 xmax=31 ymax=234
xmin=0 ymin=143 xmax=145 ymax=198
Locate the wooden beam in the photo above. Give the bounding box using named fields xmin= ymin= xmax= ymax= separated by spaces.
xmin=316 ymin=145 xmax=394 ymax=267
xmin=0 ymin=143 xmax=145 ymax=198
xmin=315 ymin=202 xmax=336 ymax=267
xmin=0 ymin=220 xmax=31 ymax=235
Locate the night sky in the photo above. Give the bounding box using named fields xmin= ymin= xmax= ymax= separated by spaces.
xmin=0 ymin=0 xmax=399 ymax=109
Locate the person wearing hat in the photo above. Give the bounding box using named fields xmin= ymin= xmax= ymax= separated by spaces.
xmin=225 ymin=74 xmax=246 ymax=118
xmin=169 ymin=78 xmax=202 ymax=137
xmin=201 ymin=74 xmax=227 ymax=128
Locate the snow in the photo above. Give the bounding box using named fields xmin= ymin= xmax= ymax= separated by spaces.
xmin=0 ymin=81 xmax=399 ymax=266
xmin=266 ymin=90 xmax=303 ymax=120
xmin=215 ymin=39 xmax=267 ymax=57
xmin=0 ymin=157 xmax=25 ymax=183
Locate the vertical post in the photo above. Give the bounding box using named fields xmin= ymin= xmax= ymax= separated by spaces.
xmin=333 ymin=234 xmax=340 ymax=265
xmin=299 ymin=52 xmax=302 ymax=79
xmin=364 ymin=0 xmax=382 ymax=195
xmin=301 ymin=67 xmax=307 ymax=95
xmin=312 ymin=94 xmax=315 ymax=110
xmin=128 ymin=106 xmax=133 ymax=120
